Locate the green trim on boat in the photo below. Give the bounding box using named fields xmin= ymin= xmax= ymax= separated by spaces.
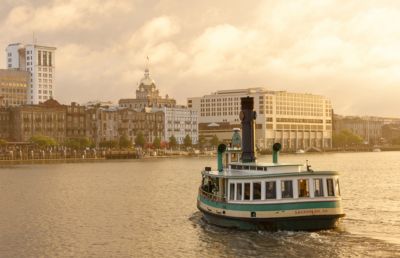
xmin=199 ymin=196 xmax=340 ymax=211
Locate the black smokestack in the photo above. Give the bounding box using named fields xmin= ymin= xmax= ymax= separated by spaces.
xmin=240 ymin=97 xmax=256 ymax=163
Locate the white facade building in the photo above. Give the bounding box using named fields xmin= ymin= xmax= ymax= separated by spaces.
xmin=152 ymin=106 xmax=199 ymax=145
xmin=188 ymin=88 xmax=333 ymax=151
xmin=6 ymin=43 xmax=56 ymax=104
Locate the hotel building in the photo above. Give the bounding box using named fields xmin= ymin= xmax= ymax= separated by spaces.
xmin=6 ymin=43 xmax=56 ymax=104
xmin=0 ymin=69 xmax=30 ymax=107
xmin=188 ymin=88 xmax=333 ymax=151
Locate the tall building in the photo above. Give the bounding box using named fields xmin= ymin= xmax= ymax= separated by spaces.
xmin=0 ymin=69 xmax=30 ymax=107
xmin=6 ymin=43 xmax=56 ymax=104
xmin=119 ymin=67 xmax=176 ymax=109
xmin=188 ymin=88 xmax=333 ymax=151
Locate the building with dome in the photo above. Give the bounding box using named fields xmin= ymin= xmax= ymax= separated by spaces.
xmin=119 ymin=67 xmax=176 ymax=110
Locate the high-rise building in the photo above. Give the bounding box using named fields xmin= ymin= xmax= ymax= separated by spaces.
xmin=6 ymin=43 xmax=56 ymax=104
xmin=0 ymin=69 xmax=30 ymax=107
xmin=188 ymin=88 xmax=333 ymax=151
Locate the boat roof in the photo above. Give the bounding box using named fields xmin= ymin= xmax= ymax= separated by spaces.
xmin=203 ymin=160 xmax=339 ymax=179
xmin=203 ymin=169 xmax=339 ymax=179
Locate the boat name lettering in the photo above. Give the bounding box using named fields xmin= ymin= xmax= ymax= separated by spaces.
xmin=294 ymin=209 xmax=329 ymax=215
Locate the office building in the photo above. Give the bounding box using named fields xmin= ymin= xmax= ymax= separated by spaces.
xmin=6 ymin=43 xmax=56 ymax=104
xmin=160 ymin=106 xmax=198 ymax=145
xmin=188 ymin=88 xmax=333 ymax=151
xmin=0 ymin=69 xmax=30 ymax=107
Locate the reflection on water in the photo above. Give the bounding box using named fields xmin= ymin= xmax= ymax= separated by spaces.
xmin=0 ymin=152 xmax=399 ymax=257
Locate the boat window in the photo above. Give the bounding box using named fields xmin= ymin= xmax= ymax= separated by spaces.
xmin=327 ymin=179 xmax=335 ymax=196
xmin=229 ymin=183 xmax=235 ymax=200
xmin=314 ymin=178 xmax=324 ymax=197
xmin=263 ymin=167 xmax=268 ymax=171
xmin=244 ymin=183 xmax=251 ymax=200
xmin=236 ymin=183 xmax=243 ymax=200
xmin=250 ymin=166 xmax=256 ymax=170
xmin=231 ymin=165 xmax=237 ymax=169
xmin=253 ymin=182 xmax=261 ymax=200
xmin=256 ymin=166 xmax=263 ymax=171
xmin=298 ymin=179 xmax=310 ymax=198
xmin=265 ymin=181 xmax=276 ymax=199
xmin=236 ymin=165 xmax=242 ymax=170
xmin=243 ymin=166 xmax=249 ymax=170
xmin=335 ymin=179 xmax=341 ymax=196
xmin=281 ymin=180 xmax=293 ymax=198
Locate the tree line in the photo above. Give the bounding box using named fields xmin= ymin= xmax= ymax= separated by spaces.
xmin=0 ymin=133 xmax=222 ymax=150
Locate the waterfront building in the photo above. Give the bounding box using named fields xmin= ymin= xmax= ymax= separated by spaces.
xmin=0 ymin=108 xmax=10 ymax=140
xmin=153 ymin=106 xmax=198 ymax=144
xmin=0 ymin=69 xmax=30 ymax=107
xmin=6 ymin=43 xmax=56 ymax=104
xmin=10 ymin=99 xmax=66 ymax=142
xmin=188 ymin=88 xmax=333 ymax=151
xmin=382 ymin=124 xmax=400 ymax=144
xmin=86 ymin=106 xmax=120 ymax=145
xmin=119 ymin=67 xmax=176 ymax=109
xmin=333 ymin=115 xmax=384 ymax=145
xmin=118 ymin=108 xmax=165 ymax=145
xmin=66 ymin=102 xmax=87 ymax=139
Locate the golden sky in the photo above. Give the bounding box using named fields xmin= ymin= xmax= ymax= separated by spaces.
xmin=1 ymin=0 xmax=400 ymax=116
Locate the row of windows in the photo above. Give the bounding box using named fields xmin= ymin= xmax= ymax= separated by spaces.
xmin=228 ymin=178 xmax=339 ymax=201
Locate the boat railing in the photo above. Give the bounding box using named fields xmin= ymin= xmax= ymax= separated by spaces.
xmin=198 ymin=187 xmax=226 ymax=202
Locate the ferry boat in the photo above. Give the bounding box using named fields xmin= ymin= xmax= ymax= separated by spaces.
xmin=197 ymin=97 xmax=345 ymax=231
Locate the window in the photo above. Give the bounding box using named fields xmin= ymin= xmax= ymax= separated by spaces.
xmin=229 ymin=183 xmax=235 ymax=200
xmin=244 ymin=183 xmax=251 ymax=200
xmin=298 ymin=179 xmax=310 ymax=197
xmin=335 ymin=179 xmax=341 ymax=196
xmin=265 ymin=181 xmax=276 ymax=199
xmin=281 ymin=180 xmax=293 ymax=198
xmin=327 ymin=179 xmax=335 ymax=196
xmin=314 ymin=179 xmax=324 ymax=197
xmin=38 ymin=51 xmax=42 ymax=65
xmin=253 ymin=182 xmax=261 ymax=200
xmin=236 ymin=183 xmax=242 ymax=200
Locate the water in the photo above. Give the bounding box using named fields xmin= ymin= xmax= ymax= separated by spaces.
xmin=0 ymin=152 xmax=399 ymax=257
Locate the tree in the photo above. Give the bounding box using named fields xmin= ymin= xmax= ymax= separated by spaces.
xmin=169 ymin=135 xmax=177 ymax=149
xmin=198 ymin=135 xmax=207 ymax=149
xmin=30 ymin=135 xmax=57 ymax=148
xmin=333 ymin=130 xmax=363 ymax=147
xmin=184 ymin=134 xmax=192 ymax=148
xmin=209 ymin=135 xmax=219 ymax=148
xmin=153 ymin=137 xmax=161 ymax=149
xmin=119 ymin=134 xmax=132 ymax=149
xmin=135 ymin=131 xmax=146 ymax=148
xmin=99 ymin=140 xmax=118 ymax=149
xmin=65 ymin=137 xmax=92 ymax=149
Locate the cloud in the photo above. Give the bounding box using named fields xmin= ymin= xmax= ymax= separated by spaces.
xmin=1 ymin=0 xmax=400 ymax=117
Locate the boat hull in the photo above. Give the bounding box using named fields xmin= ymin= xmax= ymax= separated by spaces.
xmin=199 ymin=207 xmax=342 ymax=231
xmin=197 ymin=197 xmax=345 ymax=231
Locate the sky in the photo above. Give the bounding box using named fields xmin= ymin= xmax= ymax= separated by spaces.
xmin=1 ymin=0 xmax=400 ymax=116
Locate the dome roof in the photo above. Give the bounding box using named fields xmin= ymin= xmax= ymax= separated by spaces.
xmin=139 ymin=68 xmax=155 ymax=86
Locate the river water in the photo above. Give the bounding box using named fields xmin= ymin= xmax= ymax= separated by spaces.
xmin=0 ymin=152 xmax=399 ymax=257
